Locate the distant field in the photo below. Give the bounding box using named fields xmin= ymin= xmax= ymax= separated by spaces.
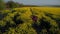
xmin=14 ymin=7 xmax=60 ymax=15
xmin=0 ymin=7 xmax=60 ymax=34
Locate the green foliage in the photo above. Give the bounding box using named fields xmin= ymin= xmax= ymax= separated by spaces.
xmin=0 ymin=0 xmax=6 ymax=10
xmin=6 ymin=1 xmax=23 ymax=8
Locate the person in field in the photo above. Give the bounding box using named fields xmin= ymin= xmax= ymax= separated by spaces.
xmin=31 ymin=15 xmax=38 ymax=22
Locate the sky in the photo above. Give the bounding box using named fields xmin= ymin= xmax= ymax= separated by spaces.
xmin=5 ymin=0 xmax=60 ymax=5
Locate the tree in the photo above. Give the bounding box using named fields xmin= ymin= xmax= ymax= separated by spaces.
xmin=0 ymin=0 xmax=6 ymax=10
xmin=6 ymin=1 xmax=23 ymax=8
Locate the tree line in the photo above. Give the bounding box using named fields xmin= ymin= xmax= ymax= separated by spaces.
xmin=0 ymin=0 xmax=23 ymax=10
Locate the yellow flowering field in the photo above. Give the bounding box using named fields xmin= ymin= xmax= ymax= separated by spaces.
xmin=0 ymin=7 xmax=60 ymax=34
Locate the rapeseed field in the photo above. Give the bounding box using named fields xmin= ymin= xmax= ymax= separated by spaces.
xmin=0 ymin=7 xmax=60 ymax=34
